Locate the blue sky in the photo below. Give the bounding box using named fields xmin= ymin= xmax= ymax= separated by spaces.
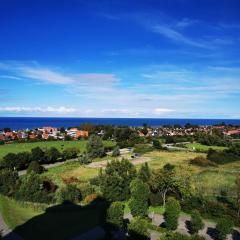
xmin=0 ymin=0 xmax=240 ymax=118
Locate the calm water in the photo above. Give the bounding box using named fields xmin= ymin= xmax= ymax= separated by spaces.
xmin=0 ymin=117 xmax=240 ymax=130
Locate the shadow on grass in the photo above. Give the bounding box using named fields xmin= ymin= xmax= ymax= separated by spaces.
xmin=3 ymin=197 xmax=109 ymax=240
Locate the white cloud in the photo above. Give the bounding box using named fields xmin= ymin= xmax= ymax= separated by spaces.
xmin=154 ymin=108 xmax=175 ymax=115
xmin=0 ymin=106 xmax=76 ymax=114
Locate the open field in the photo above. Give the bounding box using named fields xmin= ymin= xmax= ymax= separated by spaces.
xmin=0 ymin=140 xmax=115 ymax=159
xmin=185 ymin=143 xmax=227 ymax=151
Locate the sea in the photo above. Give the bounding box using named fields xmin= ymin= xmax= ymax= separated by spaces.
xmin=0 ymin=117 xmax=240 ymax=130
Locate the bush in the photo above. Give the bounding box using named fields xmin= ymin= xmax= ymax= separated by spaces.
xmin=112 ymin=146 xmax=120 ymax=157
xmin=62 ymin=147 xmax=80 ymax=160
xmin=79 ymin=182 xmax=95 ymax=199
xmin=57 ymin=184 xmax=81 ymax=203
xmin=0 ymin=169 xmax=18 ymax=196
xmin=216 ymin=218 xmax=233 ymax=240
xmin=107 ymin=201 xmax=124 ymax=229
xmin=129 ymin=179 xmax=149 ymax=217
xmin=138 ymin=163 xmax=151 ymax=182
xmin=86 ymin=135 xmax=105 ymax=158
xmin=165 ymin=197 xmax=181 ymax=230
xmin=190 ymin=210 xmax=204 ymax=234
xmin=79 ymin=154 xmax=90 ymax=164
xmin=127 ymin=217 xmax=149 ymax=240
xmin=27 ymin=161 xmax=44 ymax=174
xmin=190 ymin=156 xmax=217 ymax=167
xmin=83 ymin=193 xmax=98 ymax=205
xmin=149 ymin=192 xmax=162 ymax=207
xmin=207 ymin=149 xmax=240 ymax=164
xmin=15 ymin=172 xmax=51 ymax=203
xmin=134 ymin=144 xmax=153 ymax=155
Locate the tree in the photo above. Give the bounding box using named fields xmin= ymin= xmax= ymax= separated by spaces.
xmin=44 ymin=147 xmax=60 ymax=163
xmin=86 ymin=135 xmax=105 ymax=158
xmin=62 ymin=147 xmax=80 ymax=160
xmin=128 ymin=217 xmax=149 ymax=240
xmin=165 ymin=197 xmax=181 ymax=230
xmin=152 ymin=139 xmax=161 ymax=149
xmin=27 ymin=161 xmax=44 ymax=174
xmin=15 ymin=152 xmax=31 ymax=170
xmin=107 ymin=202 xmax=124 ymax=228
xmin=57 ymin=184 xmax=82 ymax=203
xmin=0 ymin=169 xmax=18 ymax=196
xmin=138 ymin=163 xmax=151 ymax=182
xmin=216 ymin=218 xmax=233 ymax=240
xmin=129 ymin=179 xmax=149 ymax=217
xmin=31 ymin=147 xmax=45 ymax=163
xmin=150 ymin=165 xmax=176 ymax=206
xmin=235 ymin=175 xmax=240 ymax=218
xmin=1 ymin=153 xmax=17 ymax=170
xmin=79 ymin=154 xmax=90 ymax=164
xmin=100 ymin=159 xmax=136 ymax=201
xmin=190 ymin=210 xmax=204 ymax=234
xmin=15 ymin=172 xmax=50 ymax=203
xmin=112 ymin=146 xmax=120 ymax=157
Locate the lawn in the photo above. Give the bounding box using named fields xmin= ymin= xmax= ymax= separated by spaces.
xmin=0 ymin=195 xmax=106 ymax=240
xmin=185 ymin=143 xmax=227 ymax=152
xmin=0 ymin=195 xmax=43 ymax=230
xmin=0 ymin=140 xmax=115 ymax=159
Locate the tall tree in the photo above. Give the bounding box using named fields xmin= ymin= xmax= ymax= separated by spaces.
xmin=138 ymin=163 xmax=151 ymax=182
xmin=107 ymin=202 xmax=124 ymax=229
xmin=165 ymin=197 xmax=181 ymax=230
xmin=86 ymin=135 xmax=105 ymax=158
xmin=100 ymin=159 xmax=136 ymax=201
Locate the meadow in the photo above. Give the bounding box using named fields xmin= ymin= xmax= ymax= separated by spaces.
xmin=0 ymin=140 xmax=115 ymax=159
xmin=185 ymin=143 xmax=227 ymax=151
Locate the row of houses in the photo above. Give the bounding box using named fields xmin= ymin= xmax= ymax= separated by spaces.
xmin=0 ymin=126 xmax=88 ymax=142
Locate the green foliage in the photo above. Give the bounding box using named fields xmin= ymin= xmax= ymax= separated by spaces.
xmin=138 ymin=163 xmax=151 ymax=182
xmin=15 ymin=172 xmax=51 ymax=203
xmin=1 ymin=153 xmax=17 ymax=170
xmin=62 ymin=147 xmax=80 ymax=160
xmin=112 ymin=146 xmax=120 ymax=157
xmin=190 ymin=210 xmax=204 ymax=234
xmin=0 ymin=168 xmax=18 ymax=196
xmin=165 ymin=197 xmax=181 ymax=230
xmin=149 ymin=192 xmax=162 ymax=206
xmin=129 ymin=179 xmax=150 ymax=217
xmin=207 ymin=149 xmax=240 ymax=164
xmin=190 ymin=156 xmax=217 ymax=167
xmin=152 ymin=139 xmax=161 ymax=149
xmin=27 ymin=161 xmax=44 ymax=174
xmin=44 ymin=147 xmax=61 ymax=163
xmin=216 ymin=218 xmax=233 ymax=240
xmin=79 ymin=153 xmax=90 ymax=164
xmin=100 ymin=159 xmax=136 ymax=201
xmin=107 ymin=201 xmax=124 ymax=228
xmin=31 ymin=147 xmax=45 ymax=163
xmin=162 ymin=232 xmax=205 ymax=240
xmin=86 ymin=135 xmax=105 ymax=158
xmin=127 ymin=217 xmax=149 ymax=240
xmin=57 ymin=184 xmax=82 ymax=203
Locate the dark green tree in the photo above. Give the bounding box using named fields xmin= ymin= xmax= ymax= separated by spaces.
xmin=190 ymin=210 xmax=204 ymax=234
xmin=45 ymin=147 xmax=60 ymax=163
xmin=1 ymin=153 xmax=17 ymax=170
xmin=165 ymin=197 xmax=181 ymax=230
xmin=129 ymin=179 xmax=149 ymax=217
xmin=100 ymin=159 xmax=136 ymax=201
xmin=107 ymin=201 xmax=124 ymax=228
xmin=86 ymin=135 xmax=105 ymax=158
xmin=27 ymin=161 xmax=44 ymax=174
xmin=138 ymin=163 xmax=151 ymax=182
xmin=128 ymin=217 xmax=149 ymax=240
xmin=31 ymin=147 xmax=45 ymax=163
xmin=152 ymin=139 xmax=161 ymax=149
xmin=0 ymin=169 xmax=18 ymax=196
xmin=15 ymin=152 xmax=31 ymax=170
xmin=62 ymin=147 xmax=80 ymax=160
xmin=112 ymin=146 xmax=120 ymax=157
xmin=58 ymin=184 xmax=82 ymax=203
xmin=216 ymin=218 xmax=233 ymax=240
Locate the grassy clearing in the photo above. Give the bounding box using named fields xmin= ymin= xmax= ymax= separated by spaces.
xmin=43 ymin=161 xmax=99 ymax=186
xmin=0 ymin=195 xmax=43 ymax=229
xmin=0 ymin=140 xmax=115 ymax=159
xmin=185 ymin=143 xmax=227 ymax=151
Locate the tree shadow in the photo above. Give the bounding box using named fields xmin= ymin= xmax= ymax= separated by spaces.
xmin=206 ymin=227 xmax=218 ymax=240
xmin=232 ymin=229 xmax=240 ymax=240
xmin=185 ymin=220 xmax=192 ymax=234
xmin=3 ymin=197 xmax=109 ymax=240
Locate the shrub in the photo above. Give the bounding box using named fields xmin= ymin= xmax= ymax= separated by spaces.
xmin=83 ymin=193 xmax=98 ymax=205
xmin=207 ymin=149 xmax=240 ymax=164
xmin=190 ymin=156 xmax=217 ymax=167
xmin=79 ymin=154 xmax=91 ymax=164
xmin=190 ymin=210 xmax=204 ymax=234
xmin=129 ymin=179 xmax=149 ymax=217
xmin=107 ymin=201 xmax=124 ymax=229
xmin=0 ymin=169 xmax=18 ymax=196
xmin=62 ymin=147 xmax=80 ymax=160
xmin=79 ymin=182 xmax=95 ymax=199
xmin=112 ymin=146 xmax=120 ymax=157
xmin=57 ymin=184 xmax=81 ymax=203
xmin=128 ymin=217 xmax=149 ymax=240
xmin=216 ymin=218 xmax=233 ymax=240
xmin=149 ymin=192 xmax=162 ymax=207
xmin=138 ymin=163 xmax=151 ymax=182
xmin=165 ymin=197 xmax=181 ymax=230
xmin=134 ymin=144 xmax=153 ymax=155
xmin=27 ymin=161 xmax=44 ymax=174
xmin=152 ymin=139 xmax=161 ymax=149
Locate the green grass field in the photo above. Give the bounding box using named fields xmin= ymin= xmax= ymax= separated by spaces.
xmin=0 ymin=140 xmax=115 ymax=159
xmin=185 ymin=143 xmax=227 ymax=151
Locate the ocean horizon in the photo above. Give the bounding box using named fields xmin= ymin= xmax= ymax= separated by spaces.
xmin=0 ymin=117 xmax=240 ymax=130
